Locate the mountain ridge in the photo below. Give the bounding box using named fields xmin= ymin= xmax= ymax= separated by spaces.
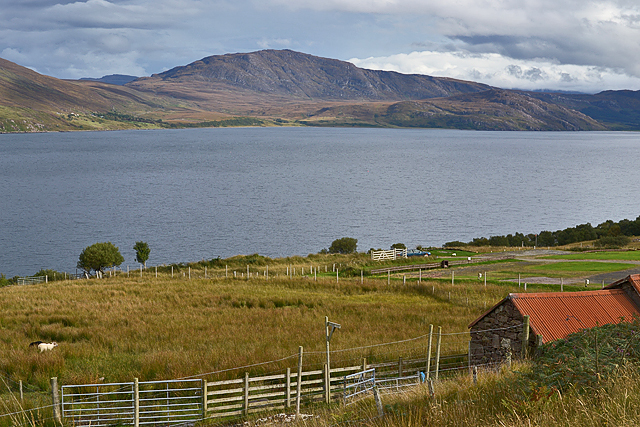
xmin=131 ymin=49 xmax=491 ymax=101
xmin=0 ymin=50 xmax=638 ymax=132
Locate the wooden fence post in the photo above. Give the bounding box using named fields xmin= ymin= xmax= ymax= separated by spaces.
xmin=202 ymin=378 xmax=208 ymax=420
xmin=398 ymin=357 xmax=403 ymax=378
xmin=323 ymin=363 xmax=329 ymax=404
xmin=435 ymin=326 xmax=442 ymax=380
xmin=51 ymin=377 xmax=62 ymax=425
xmin=286 ymin=368 xmax=291 ymax=408
xmin=296 ymin=346 xmax=303 ymax=419
xmin=522 ymin=315 xmax=530 ymax=359
xmin=134 ymin=378 xmax=139 ymax=427
xmin=426 ymin=324 xmax=433 ymax=380
xmin=243 ymin=372 xmax=249 ymax=416
xmin=535 ymin=334 xmax=544 ymax=357
xmin=373 ymin=386 xmax=384 ymax=418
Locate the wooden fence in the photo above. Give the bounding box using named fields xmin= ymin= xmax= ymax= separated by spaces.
xmin=371 ymin=249 xmax=407 ymax=261
xmin=16 ymin=275 xmax=48 ymax=285
xmin=203 ymin=352 xmax=468 ymax=420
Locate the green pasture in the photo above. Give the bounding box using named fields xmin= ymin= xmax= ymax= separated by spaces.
xmin=543 ymin=250 xmax=640 ymax=261
xmin=529 ymin=261 xmax=633 ymax=274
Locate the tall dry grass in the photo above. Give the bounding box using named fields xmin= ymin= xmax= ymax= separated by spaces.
xmin=0 ymin=264 xmax=522 ymax=390
xmin=296 ymin=362 xmax=640 ymax=427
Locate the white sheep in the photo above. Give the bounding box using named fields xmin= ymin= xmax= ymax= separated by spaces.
xmin=29 ymin=341 xmax=58 ymax=352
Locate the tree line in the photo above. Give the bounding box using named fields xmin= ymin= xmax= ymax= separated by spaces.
xmin=445 ymin=216 xmax=640 ymax=249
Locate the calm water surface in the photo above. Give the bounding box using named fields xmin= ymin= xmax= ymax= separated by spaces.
xmin=1 ymin=128 xmax=640 ymax=276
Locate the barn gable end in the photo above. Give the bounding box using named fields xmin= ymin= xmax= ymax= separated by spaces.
xmin=468 ymin=274 xmax=640 ymax=366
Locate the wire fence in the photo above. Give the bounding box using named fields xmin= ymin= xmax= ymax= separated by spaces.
xmin=0 ymin=322 xmax=523 ymax=426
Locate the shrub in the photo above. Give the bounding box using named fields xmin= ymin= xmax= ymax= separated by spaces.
xmin=594 ymin=236 xmax=630 ymax=248
xmin=77 ymin=242 xmax=125 ymax=276
xmin=444 ymin=241 xmax=467 ymax=248
xmin=328 ymin=237 xmax=358 ymax=254
xmin=338 ymin=266 xmax=368 ymax=277
xmin=133 ymin=241 xmax=150 ymax=268
xmin=0 ymin=274 xmax=12 ymax=287
xmin=33 ymin=269 xmax=67 ymax=281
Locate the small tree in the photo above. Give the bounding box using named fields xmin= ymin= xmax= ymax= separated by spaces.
xmin=328 ymin=237 xmax=358 ymax=254
xmin=391 ymin=243 xmax=406 ymax=250
xmin=77 ymin=242 xmax=124 ymax=277
xmin=134 ymin=241 xmax=150 ymax=268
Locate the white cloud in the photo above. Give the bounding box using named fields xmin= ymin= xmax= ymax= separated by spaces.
xmin=350 ymin=51 xmax=640 ymax=92
xmin=0 ymin=0 xmax=639 ymax=92
xmin=257 ymin=38 xmax=292 ymax=49
xmin=271 ymin=0 xmax=640 ymax=87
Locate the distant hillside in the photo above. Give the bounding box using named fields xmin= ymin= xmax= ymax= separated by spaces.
xmin=300 ymin=89 xmax=606 ymax=130
xmin=130 ymin=49 xmax=491 ymax=101
xmin=530 ymin=90 xmax=640 ymax=130
xmin=80 ymin=74 xmax=138 ymax=86
xmin=2 ymin=50 xmax=640 ymax=132
xmin=0 ymin=58 xmax=219 ymax=132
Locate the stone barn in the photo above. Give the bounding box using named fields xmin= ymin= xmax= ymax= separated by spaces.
xmin=468 ymin=274 xmax=640 ymax=366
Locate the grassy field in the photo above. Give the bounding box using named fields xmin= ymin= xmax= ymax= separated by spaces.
xmin=2 ymin=249 xmax=640 ymax=426
xmin=0 ymin=273 xmax=508 ymax=389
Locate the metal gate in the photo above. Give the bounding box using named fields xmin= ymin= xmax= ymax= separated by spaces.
xmin=62 ymin=379 xmax=203 ymax=426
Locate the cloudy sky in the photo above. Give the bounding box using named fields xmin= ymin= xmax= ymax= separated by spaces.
xmin=1 ymin=0 xmax=640 ymax=93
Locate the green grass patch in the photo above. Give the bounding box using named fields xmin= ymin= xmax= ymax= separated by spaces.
xmin=543 ymin=250 xmax=640 ymax=261
xmin=531 ymin=261 xmax=632 ymax=273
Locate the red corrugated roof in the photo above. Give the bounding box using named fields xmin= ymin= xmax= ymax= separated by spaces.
xmin=510 ymin=289 xmax=640 ymax=343
xmin=468 ymin=275 xmax=640 ymax=343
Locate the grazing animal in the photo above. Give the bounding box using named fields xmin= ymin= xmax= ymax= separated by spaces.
xmin=29 ymin=341 xmax=58 ymax=352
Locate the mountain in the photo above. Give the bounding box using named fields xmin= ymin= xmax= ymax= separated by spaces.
xmin=0 ymin=50 xmax=638 ymax=132
xmin=130 ymin=49 xmax=490 ymax=101
xmin=0 ymin=57 xmax=222 ymax=132
xmin=529 ymin=90 xmax=640 ymax=130
xmin=80 ymin=74 xmax=138 ymax=86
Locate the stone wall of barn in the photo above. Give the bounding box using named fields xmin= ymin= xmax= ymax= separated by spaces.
xmin=469 ymin=299 xmax=535 ymax=366
xmin=613 ymin=281 xmax=640 ymax=312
